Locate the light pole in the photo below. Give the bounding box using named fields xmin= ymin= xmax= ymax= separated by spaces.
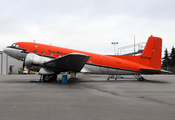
xmin=111 ymin=42 xmax=118 ymax=55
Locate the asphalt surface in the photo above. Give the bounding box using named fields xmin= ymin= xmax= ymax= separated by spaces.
xmin=0 ymin=74 xmax=175 ymax=120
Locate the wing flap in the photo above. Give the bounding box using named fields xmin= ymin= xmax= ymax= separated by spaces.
xmin=44 ymin=53 xmax=90 ymax=72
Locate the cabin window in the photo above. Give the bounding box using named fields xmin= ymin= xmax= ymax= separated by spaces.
xmin=57 ymin=54 xmax=60 ymax=57
xmin=89 ymin=60 xmax=92 ymax=63
xmin=35 ymin=45 xmax=38 ymax=47
xmin=41 ymin=51 xmax=45 ymax=55
xmin=49 ymin=53 xmax=53 ymax=56
xmin=33 ymin=50 xmax=37 ymax=53
xmin=16 ymin=44 xmax=19 ymax=48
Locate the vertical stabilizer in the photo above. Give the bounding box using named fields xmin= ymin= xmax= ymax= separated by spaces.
xmin=140 ymin=35 xmax=162 ymax=69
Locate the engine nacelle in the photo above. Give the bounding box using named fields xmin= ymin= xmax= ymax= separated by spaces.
xmin=25 ymin=53 xmax=52 ymax=67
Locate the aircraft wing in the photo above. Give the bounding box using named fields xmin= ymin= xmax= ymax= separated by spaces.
xmin=140 ymin=68 xmax=172 ymax=74
xmin=43 ymin=53 xmax=90 ymax=72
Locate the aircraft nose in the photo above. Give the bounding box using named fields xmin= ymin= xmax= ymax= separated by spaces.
xmin=3 ymin=47 xmax=10 ymax=55
xmin=3 ymin=47 xmax=26 ymax=60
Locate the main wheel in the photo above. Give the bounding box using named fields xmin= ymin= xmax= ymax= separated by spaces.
xmin=51 ymin=75 xmax=57 ymax=81
xmin=138 ymin=76 xmax=145 ymax=81
xmin=43 ymin=75 xmax=57 ymax=82
xmin=43 ymin=75 xmax=52 ymax=82
xmin=140 ymin=76 xmax=145 ymax=81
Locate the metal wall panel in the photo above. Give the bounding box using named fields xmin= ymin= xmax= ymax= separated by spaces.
xmin=0 ymin=53 xmax=2 ymax=74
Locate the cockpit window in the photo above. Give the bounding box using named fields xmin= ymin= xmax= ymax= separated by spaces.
xmin=12 ymin=44 xmax=16 ymax=47
xmin=11 ymin=44 xmax=19 ymax=48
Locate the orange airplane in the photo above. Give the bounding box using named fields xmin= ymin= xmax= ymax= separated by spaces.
xmin=3 ymin=35 xmax=168 ymax=82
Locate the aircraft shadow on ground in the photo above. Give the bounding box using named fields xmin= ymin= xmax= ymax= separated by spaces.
xmin=141 ymin=79 xmax=170 ymax=84
xmin=66 ymin=76 xmax=170 ymax=84
xmin=0 ymin=77 xmax=169 ymax=84
xmin=29 ymin=78 xmax=170 ymax=84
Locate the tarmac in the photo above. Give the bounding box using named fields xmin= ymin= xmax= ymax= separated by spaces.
xmin=0 ymin=74 xmax=175 ymax=120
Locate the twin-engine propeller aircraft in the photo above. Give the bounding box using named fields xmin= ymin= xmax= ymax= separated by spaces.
xmin=3 ymin=35 xmax=168 ymax=82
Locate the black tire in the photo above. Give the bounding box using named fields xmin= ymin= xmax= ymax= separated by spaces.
xmin=51 ymin=75 xmax=57 ymax=81
xmin=43 ymin=75 xmax=52 ymax=82
xmin=141 ymin=76 xmax=145 ymax=81
xmin=138 ymin=76 xmax=144 ymax=81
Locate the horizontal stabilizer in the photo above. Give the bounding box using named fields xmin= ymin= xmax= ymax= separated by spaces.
xmin=140 ymin=68 xmax=172 ymax=74
xmin=44 ymin=53 xmax=90 ymax=72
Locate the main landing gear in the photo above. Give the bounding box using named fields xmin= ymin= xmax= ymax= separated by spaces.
xmin=39 ymin=75 xmax=57 ymax=82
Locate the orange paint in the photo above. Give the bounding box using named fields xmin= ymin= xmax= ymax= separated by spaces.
xmin=13 ymin=35 xmax=163 ymax=74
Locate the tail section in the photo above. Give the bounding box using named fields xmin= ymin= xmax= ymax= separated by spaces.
xmin=140 ymin=35 xmax=162 ymax=69
xmin=107 ymin=35 xmax=162 ymax=71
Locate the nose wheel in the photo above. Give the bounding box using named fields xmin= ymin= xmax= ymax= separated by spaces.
xmin=133 ymin=74 xmax=145 ymax=81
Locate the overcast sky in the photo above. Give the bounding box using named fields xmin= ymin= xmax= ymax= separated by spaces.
xmin=0 ymin=0 xmax=175 ymax=55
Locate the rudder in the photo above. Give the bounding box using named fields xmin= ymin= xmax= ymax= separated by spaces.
xmin=140 ymin=35 xmax=162 ymax=69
